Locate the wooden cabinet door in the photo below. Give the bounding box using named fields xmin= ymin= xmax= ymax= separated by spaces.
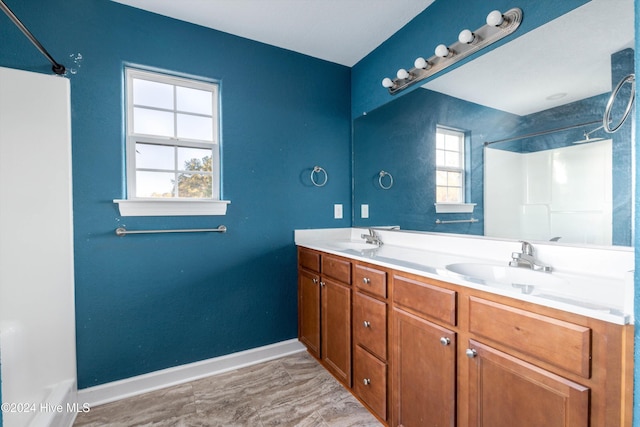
xmin=298 ymin=269 xmax=320 ymax=358
xmin=466 ymin=339 xmax=590 ymax=427
xmin=392 ymin=308 xmax=456 ymax=427
xmin=321 ymin=277 xmax=352 ymax=386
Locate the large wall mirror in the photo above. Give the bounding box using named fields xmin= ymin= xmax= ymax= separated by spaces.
xmin=353 ymin=0 xmax=635 ymax=247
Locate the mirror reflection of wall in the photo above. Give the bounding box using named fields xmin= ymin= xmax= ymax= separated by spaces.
xmin=352 ymin=46 xmax=633 ymax=246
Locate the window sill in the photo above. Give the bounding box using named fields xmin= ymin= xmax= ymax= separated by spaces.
xmin=434 ymin=203 xmax=476 ymax=214
xmin=114 ymin=199 xmax=230 ymax=217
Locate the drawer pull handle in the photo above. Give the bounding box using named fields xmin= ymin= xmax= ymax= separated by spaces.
xmin=363 ymin=277 xmax=371 ymax=284
xmin=363 ymin=321 xmax=371 ymax=328
xmin=363 ymin=378 xmax=371 ymax=386
xmin=440 ymin=337 xmax=450 ymax=346
xmin=466 ymin=348 xmax=477 ymax=358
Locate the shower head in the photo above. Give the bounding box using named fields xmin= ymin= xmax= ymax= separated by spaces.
xmin=572 ymin=134 xmax=606 ymax=144
xmin=572 ymin=125 xmax=605 ymax=144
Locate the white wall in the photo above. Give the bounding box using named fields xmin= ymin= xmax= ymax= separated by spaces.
xmin=485 ymin=141 xmax=612 ymax=245
xmin=0 ymin=67 xmax=76 ymax=427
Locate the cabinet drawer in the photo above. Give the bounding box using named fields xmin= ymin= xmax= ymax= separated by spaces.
xmin=469 ymin=297 xmax=591 ymax=378
xmin=354 ymin=264 xmax=387 ymax=298
xmin=353 ymin=345 xmax=387 ymax=420
xmin=354 ymin=292 xmax=387 ymax=360
xmin=322 ymin=254 xmax=351 ymax=284
xmin=298 ymin=247 xmax=320 ymax=272
xmin=393 ymin=275 xmax=457 ymax=326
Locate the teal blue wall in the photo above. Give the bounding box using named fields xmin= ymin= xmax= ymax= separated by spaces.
xmin=0 ymin=0 xmax=351 ymax=388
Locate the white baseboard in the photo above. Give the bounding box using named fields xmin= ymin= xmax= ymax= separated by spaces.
xmin=77 ymin=339 xmax=305 ymax=407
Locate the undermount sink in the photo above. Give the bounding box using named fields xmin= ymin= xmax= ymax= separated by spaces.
xmin=326 ymin=240 xmax=380 ymax=251
xmin=445 ymin=262 xmax=568 ymax=290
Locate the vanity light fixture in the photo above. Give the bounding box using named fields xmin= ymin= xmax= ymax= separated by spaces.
xmin=381 ymin=7 xmax=522 ymax=95
xmin=396 ymin=68 xmax=411 ymax=80
xmin=458 ymin=29 xmax=477 ymax=45
xmin=435 ymin=44 xmax=452 ymax=58
xmin=486 ymin=10 xmax=505 ymax=27
xmin=414 ymin=57 xmax=430 ymax=70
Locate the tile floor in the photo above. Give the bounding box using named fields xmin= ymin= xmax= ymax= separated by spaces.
xmin=73 ymin=351 xmax=381 ymax=426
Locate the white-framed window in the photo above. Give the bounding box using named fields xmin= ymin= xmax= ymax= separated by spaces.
xmin=435 ymin=125 xmax=466 ymax=203
xmin=114 ymin=67 xmax=229 ymax=216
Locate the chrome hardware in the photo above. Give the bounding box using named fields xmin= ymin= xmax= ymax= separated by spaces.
xmin=320 ymin=281 xmax=326 ymax=287
xmin=509 ymin=240 xmax=552 ymax=272
xmin=363 ymin=378 xmax=371 ymax=386
xmin=466 ymin=348 xmax=477 ymax=358
xmin=115 ymin=225 xmax=227 ymax=236
xmin=360 ymin=228 xmax=383 ymax=246
xmin=440 ymin=337 xmax=451 ymax=346
xmin=312 ymin=278 xmax=318 ymax=284
xmin=363 ymin=277 xmax=371 ymax=284
xmin=363 ymin=321 xmax=371 ymax=328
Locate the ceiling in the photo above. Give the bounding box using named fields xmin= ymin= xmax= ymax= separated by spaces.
xmin=110 ymin=0 xmax=435 ymax=67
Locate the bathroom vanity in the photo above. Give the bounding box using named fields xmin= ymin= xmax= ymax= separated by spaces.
xmin=296 ymin=228 xmax=633 ymax=427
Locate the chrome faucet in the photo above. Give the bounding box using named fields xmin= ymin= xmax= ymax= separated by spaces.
xmin=361 ymin=228 xmax=383 ymax=246
xmin=509 ymin=241 xmax=552 ymax=272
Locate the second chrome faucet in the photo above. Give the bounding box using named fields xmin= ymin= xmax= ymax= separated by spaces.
xmin=509 ymin=241 xmax=552 ymax=272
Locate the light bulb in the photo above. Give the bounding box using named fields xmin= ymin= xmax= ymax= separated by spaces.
xmin=396 ymin=69 xmax=409 ymax=80
xmin=458 ymin=29 xmax=475 ymax=44
xmin=381 ymin=77 xmax=394 ymax=88
xmin=435 ymin=44 xmax=450 ymax=58
xmin=414 ymin=57 xmax=430 ymax=70
xmin=486 ymin=10 xmax=504 ymax=26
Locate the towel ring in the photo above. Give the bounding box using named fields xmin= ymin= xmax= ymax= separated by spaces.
xmin=378 ymin=170 xmax=394 ymax=190
xmin=603 ymin=74 xmax=635 ymax=133
xmin=311 ymin=166 xmax=328 ymax=187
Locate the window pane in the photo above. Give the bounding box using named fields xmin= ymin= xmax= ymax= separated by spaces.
xmin=177 ymin=114 xmax=213 ymax=141
xmin=133 ymin=107 xmax=174 ymax=137
xmin=436 ymin=170 xmax=448 ymax=186
xmin=178 ymin=147 xmax=213 ymax=172
xmin=447 ymin=187 xmax=462 ymax=202
xmin=444 ymin=134 xmax=460 ymax=151
xmin=445 ymin=151 xmax=460 ymax=167
xmin=436 ymin=186 xmax=448 ymax=202
xmin=447 ymin=171 xmax=462 ymax=186
xmin=132 ymin=79 xmax=173 ymax=109
xmin=136 ymin=143 xmax=175 ymax=170
xmin=177 ymin=86 xmax=213 ymax=115
xmin=436 ymin=150 xmax=445 ymax=166
xmin=176 ymin=173 xmax=212 ymax=198
xmin=436 ymin=132 xmax=444 ymax=149
xmin=136 ymin=171 xmax=175 ymax=198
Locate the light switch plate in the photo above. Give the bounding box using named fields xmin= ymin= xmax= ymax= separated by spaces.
xmin=361 ymin=204 xmax=369 ymax=218
xmin=334 ymin=204 xmax=343 ymax=219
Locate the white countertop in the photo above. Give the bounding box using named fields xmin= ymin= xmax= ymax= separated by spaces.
xmin=295 ymin=228 xmax=634 ymax=325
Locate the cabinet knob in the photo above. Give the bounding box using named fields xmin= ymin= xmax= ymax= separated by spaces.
xmin=363 ymin=378 xmax=371 ymax=386
xmin=312 ymin=278 xmax=318 ymax=284
xmin=363 ymin=277 xmax=371 ymax=284
xmin=466 ymin=348 xmax=477 ymax=358
xmin=440 ymin=337 xmax=451 ymax=346
xmin=363 ymin=321 xmax=371 ymax=328
xmin=320 ymin=281 xmax=325 ymax=287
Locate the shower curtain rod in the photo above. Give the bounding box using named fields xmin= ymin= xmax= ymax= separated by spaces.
xmin=0 ymin=0 xmax=65 ymax=75
xmin=484 ymin=119 xmax=602 ymax=146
